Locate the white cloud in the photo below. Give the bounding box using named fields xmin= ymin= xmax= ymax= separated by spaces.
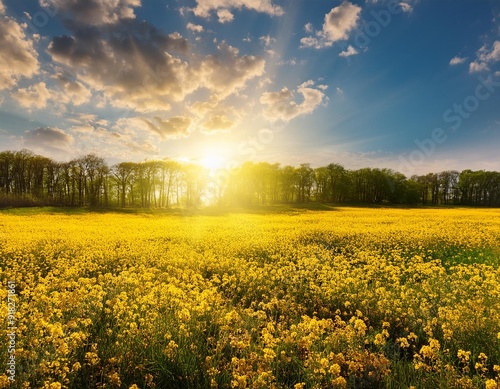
xmin=0 ymin=16 xmax=39 ymax=90
xmin=300 ymin=36 xmax=321 ymax=49
xmin=399 ymin=2 xmax=412 ymax=13
xmin=190 ymin=97 xmax=242 ymax=133
xmin=187 ymin=22 xmax=204 ymax=32
xmin=260 ymin=80 xmax=327 ymax=122
xmin=202 ymin=114 xmax=235 ymax=132
xmin=48 ymin=23 xmax=192 ymax=112
xmin=192 ymin=0 xmax=284 ymax=21
xmin=198 ymin=43 xmax=265 ymax=99
xmin=12 ymin=82 xmax=51 ymax=110
xmin=259 ymin=35 xmax=275 ymax=48
xmin=339 ymin=45 xmax=359 ymax=57
xmin=48 ymin=21 xmax=264 ymax=112
xmin=217 ymin=9 xmax=234 ymax=23
xmin=469 ymin=61 xmax=489 ymax=73
xmin=304 ymin=22 xmax=313 ymax=33
xmin=67 ymin=113 xmax=97 ymax=124
xmin=72 ymin=117 xmax=160 ymax=158
xmin=322 ymin=2 xmax=362 ymax=42
xmin=40 ymin=0 xmax=141 ymax=26
xmin=53 ymin=71 xmax=92 ymax=106
xmin=367 ymin=0 xmax=418 ymax=12
xmin=449 ymin=56 xmax=467 ymax=66
xmin=301 ymin=1 xmax=362 ymax=49
xmin=469 ymin=41 xmax=500 ymax=73
xmin=23 ymin=127 xmax=74 ymax=154
xmin=0 ymin=0 xmax=5 ymax=14
xmin=142 ymin=116 xmax=192 ymax=139
xmin=478 ymin=41 xmax=500 ymax=63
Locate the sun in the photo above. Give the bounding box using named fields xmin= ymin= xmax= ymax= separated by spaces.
xmin=200 ymin=153 xmax=226 ymax=172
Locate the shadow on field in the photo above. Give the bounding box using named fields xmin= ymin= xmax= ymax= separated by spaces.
xmin=2 ymin=203 xmax=491 ymax=217
xmin=0 ymin=203 xmax=340 ymax=216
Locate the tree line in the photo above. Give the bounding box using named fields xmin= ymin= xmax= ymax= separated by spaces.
xmin=1 ymin=149 xmax=500 ymax=208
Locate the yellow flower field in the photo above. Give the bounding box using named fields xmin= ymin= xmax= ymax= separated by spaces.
xmin=1 ymin=207 xmax=500 ymax=388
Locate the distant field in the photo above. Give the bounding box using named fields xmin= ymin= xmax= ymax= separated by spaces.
xmin=1 ymin=207 xmax=500 ymax=389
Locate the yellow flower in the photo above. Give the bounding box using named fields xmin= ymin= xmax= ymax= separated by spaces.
xmin=164 ymin=340 xmax=178 ymax=359
xmin=420 ymin=339 xmax=440 ymax=359
xmin=485 ymin=379 xmax=497 ymax=389
xmin=457 ymin=349 xmax=471 ymax=362
xmin=43 ymin=383 xmax=62 ymax=389
xmin=329 ymin=363 xmax=341 ymax=375
xmin=107 ymin=371 xmax=121 ymax=387
xmin=4 ymin=206 xmax=500 ymax=389
xmin=374 ymin=333 xmax=386 ymax=346
xmin=0 ymin=375 xmax=10 ymax=389
xmin=145 ymin=373 xmax=154 ymax=386
xmin=331 ymin=376 xmax=347 ymax=387
xmin=263 ymin=347 xmax=276 ymax=361
xmin=353 ymin=318 xmax=367 ymax=335
xmin=85 ymin=351 xmax=100 ymax=366
xmin=72 ymin=362 xmax=81 ymax=372
xmin=396 ymin=337 xmax=410 ymax=348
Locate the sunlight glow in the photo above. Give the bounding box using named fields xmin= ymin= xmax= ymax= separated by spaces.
xmin=200 ymin=152 xmax=226 ymax=173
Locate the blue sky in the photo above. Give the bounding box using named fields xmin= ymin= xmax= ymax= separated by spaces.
xmin=0 ymin=0 xmax=499 ymax=175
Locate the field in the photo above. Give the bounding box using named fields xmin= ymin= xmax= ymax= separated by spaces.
xmin=1 ymin=207 xmax=500 ymax=389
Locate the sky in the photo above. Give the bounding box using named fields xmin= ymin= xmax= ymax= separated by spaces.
xmin=0 ymin=0 xmax=499 ymax=176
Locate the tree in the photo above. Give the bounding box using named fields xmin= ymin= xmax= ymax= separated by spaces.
xmin=158 ymin=160 xmax=181 ymax=208
xmin=325 ymin=163 xmax=346 ymax=203
xmin=280 ymin=166 xmax=297 ymax=203
xmin=3 ymin=148 xmax=500 ymax=209
xmin=296 ymin=163 xmax=314 ymax=203
xmin=113 ymin=162 xmax=135 ymax=207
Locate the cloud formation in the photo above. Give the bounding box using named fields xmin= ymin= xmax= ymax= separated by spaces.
xmin=469 ymin=41 xmax=500 ymax=73
xmin=301 ymin=2 xmax=362 ymax=49
xmin=23 ymin=127 xmax=74 ymax=153
xmin=339 ymin=45 xmax=359 ymax=57
xmin=449 ymin=56 xmax=467 ymax=66
xmin=260 ymin=80 xmax=327 ymax=122
xmin=187 ymin=23 xmax=204 ymax=32
xmin=198 ymin=43 xmax=265 ymax=99
xmin=47 ymin=15 xmax=264 ymax=112
xmin=0 ymin=13 xmax=39 ymax=90
xmin=73 ymin=116 xmax=159 ymax=157
xmin=217 ymin=9 xmax=234 ymax=23
xmin=190 ymin=98 xmax=242 ymax=133
xmin=399 ymin=2 xmax=413 ymax=13
xmin=40 ymin=0 xmax=141 ymax=26
xmin=323 ymin=2 xmax=362 ymax=42
xmin=12 ymin=82 xmax=51 ymax=110
xmin=202 ymin=115 xmax=235 ymax=133
xmin=367 ymin=0 xmax=416 ymax=12
xmin=142 ymin=116 xmax=192 ymax=139
xmin=48 ymin=21 xmax=192 ymax=112
xmin=52 ymin=71 xmax=92 ymax=106
xmin=192 ymin=0 xmax=283 ymax=21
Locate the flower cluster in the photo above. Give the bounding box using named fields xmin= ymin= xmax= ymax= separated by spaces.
xmin=0 ymin=207 xmax=499 ymax=388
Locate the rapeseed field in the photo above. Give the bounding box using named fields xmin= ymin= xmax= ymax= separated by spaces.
xmin=1 ymin=207 xmax=499 ymax=388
